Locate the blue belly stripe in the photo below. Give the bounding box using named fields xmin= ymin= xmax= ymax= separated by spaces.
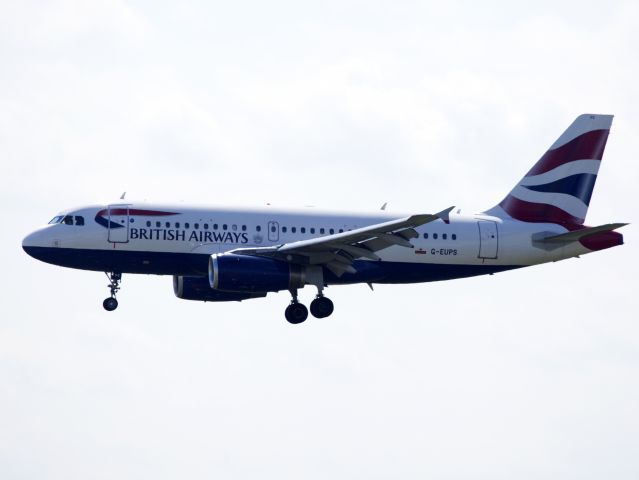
xmin=23 ymin=246 xmax=520 ymax=284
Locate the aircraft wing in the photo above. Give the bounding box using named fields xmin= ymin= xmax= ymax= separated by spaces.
xmin=228 ymin=206 xmax=455 ymax=276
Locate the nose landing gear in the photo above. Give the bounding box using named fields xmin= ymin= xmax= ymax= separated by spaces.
xmin=103 ymin=272 xmax=122 ymax=311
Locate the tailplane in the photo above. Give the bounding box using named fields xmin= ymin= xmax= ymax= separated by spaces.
xmin=487 ymin=114 xmax=613 ymax=225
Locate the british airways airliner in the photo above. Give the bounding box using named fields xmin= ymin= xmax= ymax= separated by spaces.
xmin=22 ymin=114 xmax=626 ymax=323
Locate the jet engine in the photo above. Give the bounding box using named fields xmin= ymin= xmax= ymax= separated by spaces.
xmin=173 ymin=275 xmax=266 ymax=302
xmin=209 ymin=253 xmax=305 ymax=293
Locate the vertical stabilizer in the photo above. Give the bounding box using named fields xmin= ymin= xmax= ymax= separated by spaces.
xmin=487 ymin=114 xmax=613 ymax=225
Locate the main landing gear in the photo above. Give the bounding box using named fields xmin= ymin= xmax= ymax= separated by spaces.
xmin=103 ymin=272 xmax=122 ymax=311
xmin=284 ymin=288 xmax=334 ymax=324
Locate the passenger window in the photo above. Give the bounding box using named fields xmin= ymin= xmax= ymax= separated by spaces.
xmin=214 ymin=224 xmax=218 ymax=230
xmin=165 ymin=222 xmax=170 ymax=228
xmin=204 ymin=223 xmax=209 ymax=230
xmin=310 ymin=228 xmax=315 ymax=234
xmin=329 ymin=228 xmax=334 ymax=234
xmin=423 ymin=233 xmax=428 ymax=239
xmin=232 ymin=224 xmax=237 ymax=231
xmin=156 ymin=221 xmax=161 ymax=228
xmin=282 ymin=226 xmax=287 ymax=233
xmin=256 ymin=225 xmax=261 ymax=232
xmin=63 ymin=216 xmax=74 ymax=225
xmin=339 ymin=229 xmax=344 ymax=233
xmin=301 ymin=227 xmax=306 ymax=234
xmin=194 ymin=223 xmax=199 ymax=229
xmin=320 ymin=228 xmax=325 ymax=234
xmin=452 ymin=234 xmax=457 ymax=240
xmin=146 ymin=221 xmax=151 ymax=227
xmin=433 ymin=233 xmax=438 ymax=239
xmin=292 ymin=227 xmax=297 ymax=233
xmin=75 ymin=216 xmax=84 ymax=226
xmin=175 ymin=222 xmax=180 ymax=228
xmin=242 ymin=225 xmax=247 ymax=231
xmin=223 ymin=224 xmax=228 ymax=231
xmin=443 ymin=233 xmax=447 ymax=240
xmin=185 ymin=223 xmax=190 ymax=229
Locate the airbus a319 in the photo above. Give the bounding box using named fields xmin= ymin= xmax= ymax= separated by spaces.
xmin=23 ymin=114 xmax=626 ymax=323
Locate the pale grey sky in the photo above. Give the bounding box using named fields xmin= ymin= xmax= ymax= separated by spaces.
xmin=1 ymin=1 xmax=638 ymax=479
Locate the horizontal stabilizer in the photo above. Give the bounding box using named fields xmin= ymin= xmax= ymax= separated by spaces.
xmin=532 ymin=222 xmax=627 ymax=251
xmin=542 ymin=223 xmax=628 ymax=243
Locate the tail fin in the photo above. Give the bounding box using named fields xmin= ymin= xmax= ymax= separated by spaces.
xmin=487 ymin=114 xmax=613 ymax=225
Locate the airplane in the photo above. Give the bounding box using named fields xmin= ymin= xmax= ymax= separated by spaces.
xmin=22 ymin=114 xmax=626 ymax=324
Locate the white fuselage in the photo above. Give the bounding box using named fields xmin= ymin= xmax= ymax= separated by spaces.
xmin=22 ymin=202 xmax=588 ymax=282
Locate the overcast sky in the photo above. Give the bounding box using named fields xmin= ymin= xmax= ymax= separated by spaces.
xmin=1 ymin=1 xmax=638 ymax=479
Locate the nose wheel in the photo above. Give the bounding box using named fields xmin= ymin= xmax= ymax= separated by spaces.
xmin=103 ymin=272 xmax=122 ymax=311
xmin=103 ymin=297 xmax=118 ymax=311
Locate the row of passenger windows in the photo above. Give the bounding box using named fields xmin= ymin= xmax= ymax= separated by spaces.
xmin=423 ymin=232 xmax=457 ymax=240
xmin=280 ymin=226 xmax=342 ymax=234
xmin=49 ymin=215 xmax=85 ymax=226
xmin=142 ymin=218 xmax=456 ymax=240
xmin=145 ymin=220 xmax=248 ymax=231
xmin=143 ymin=220 xmax=345 ymax=235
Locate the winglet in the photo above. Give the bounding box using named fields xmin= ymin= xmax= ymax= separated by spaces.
xmin=436 ymin=206 xmax=455 ymax=224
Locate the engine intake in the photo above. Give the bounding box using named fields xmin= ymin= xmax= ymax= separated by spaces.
xmin=209 ymin=253 xmax=304 ymax=293
xmin=173 ymin=275 xmax=266 ymax=302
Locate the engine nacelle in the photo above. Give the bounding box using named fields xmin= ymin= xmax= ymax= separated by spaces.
xmin=209 ymin=253 xmax=305 ymax=293
xmin=173 ymin=275 xmax=266 ymax=302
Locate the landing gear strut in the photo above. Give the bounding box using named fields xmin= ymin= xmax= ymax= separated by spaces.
xmin=103 ymin=272 xmax=121 ymax=311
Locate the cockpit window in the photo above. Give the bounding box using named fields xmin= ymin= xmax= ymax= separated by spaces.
xmin=54 ymin=215 xmax=85 ymax=226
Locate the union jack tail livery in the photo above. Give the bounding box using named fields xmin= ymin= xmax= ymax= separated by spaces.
xmin=490 ymin=114 xmax=612 ymax=225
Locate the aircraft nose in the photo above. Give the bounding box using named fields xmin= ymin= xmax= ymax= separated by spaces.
xmin=22 ymin=229 xmax=47 ymax=255
xmin=22 ymin=231 xmax=38 ymax=256
xmin=23 ymin=231 xmax=35 ymax=248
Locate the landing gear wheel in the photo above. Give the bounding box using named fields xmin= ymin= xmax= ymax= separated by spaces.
xmin=103 ymin=297 xmax=118 ymax=311
xmin=310 ymin=296 xmax=334 ymax=318
xmin=103 ymin=272 xmax=122 ymax=311
xmin=285 ymin=302 xmax=308 ymax=324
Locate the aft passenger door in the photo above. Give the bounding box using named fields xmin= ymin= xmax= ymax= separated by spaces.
xmin=107 ymin=204 xmax=129 ymax=243
xmin=477 ymin=220 xmax=498 ymax=259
